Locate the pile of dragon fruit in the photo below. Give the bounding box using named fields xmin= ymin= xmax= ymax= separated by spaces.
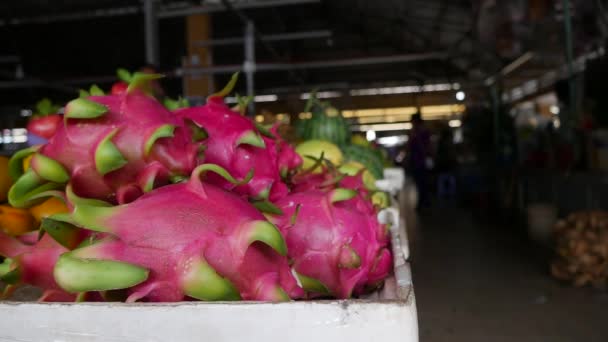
xmin=0 ymin=72 xmax=392 ymax=302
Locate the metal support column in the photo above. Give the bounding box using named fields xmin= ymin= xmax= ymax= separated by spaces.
xmin=144 ymin=0 xmax=160 ymax=66
xmin=244 ymin=20 xmax=256 ymax=116
xmin=562 ymin=0 xmax=575 ymax=134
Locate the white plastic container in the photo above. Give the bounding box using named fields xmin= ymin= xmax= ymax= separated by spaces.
xmin=0 ymin=206 xmax=418 ymax=342
xmin=376 ymin=168 xmax=406 ymax=195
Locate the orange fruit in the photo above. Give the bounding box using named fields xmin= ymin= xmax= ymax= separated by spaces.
xmin=29 ymin=197 xmax=69 ymax=223
xmin=0 ymin=205 xmax=36 ymax=236
xmin=0 ymin=156 xmax=12 ymax=202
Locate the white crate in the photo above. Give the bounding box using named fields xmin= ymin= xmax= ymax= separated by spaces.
xmin=376 ymin=168 xmax=406 ymax=195
xmin=0 ymin=207 xmax=417 ymax=342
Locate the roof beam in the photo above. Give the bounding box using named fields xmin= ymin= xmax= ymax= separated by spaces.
xmin=158 ymin=0 xmax=321 ymax=18
xmin=179 ymin=52 xmax=449 ymax=76
xmin=193 ymin=30 xmax=331 ymax=47
xmin=0 ymin=0 xmax=320 ymax=26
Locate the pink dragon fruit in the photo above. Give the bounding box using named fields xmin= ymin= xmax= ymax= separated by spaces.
xmin=266 ymin=124 xmax=302 ymax=179
xmin=291 ymin=169 xmax=334 ymax=193
xmin=175 ymin=75 xmax=297 ymax=205
xmin=270 ymin=188 xmax=392 ymax=299
xmin=0 ymin=225 xmax=90 ymax=301
xmin=49 ymin=164 xmax=303 ymax=302
xmin=290 ymin=159 xmax=388 ymax=214
xmin=255 ymin=124 xmax=302 ymax=201
xmin=8 ymin=73 xmax=202 ymax=208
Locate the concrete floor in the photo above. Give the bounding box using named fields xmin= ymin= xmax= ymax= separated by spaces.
xmin=410 ymin=207 xmax=608 ymax=342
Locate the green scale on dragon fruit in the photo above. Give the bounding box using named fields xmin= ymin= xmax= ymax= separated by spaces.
xmin=8 ymin=73 xmax=203 ymax=208
xmin=47 ymin=164 xmax=304 ymax=302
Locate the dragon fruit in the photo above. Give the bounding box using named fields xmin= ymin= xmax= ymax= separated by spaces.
xmin=48 ymin=164 xmax=303 ymax=302
xmin=261 ymin=124 xmax=302 ymax=179
xmin=8 ymin=73 xmax=202 ymax=208
xmin=0 ymin=225 xmax=90 ymax=302
xmin=270 ymin=188 xmax=392 ymax=299
xmin=175 ymin=75 xmax=297 ymax=205
xmin=290 ymin=158 xmax=389 ymax=212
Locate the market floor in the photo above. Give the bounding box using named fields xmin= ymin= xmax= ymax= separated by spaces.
xmin=410 ymin=207 xmax=608 ymax=342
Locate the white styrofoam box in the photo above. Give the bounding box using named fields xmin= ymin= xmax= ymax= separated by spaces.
xmin=376 ymin=168 xmax=406 ymax=195
xmin=379 ymin=207 xmax=409 ymax=260
xmin=0 ymin=204 xmax=417 ymax=342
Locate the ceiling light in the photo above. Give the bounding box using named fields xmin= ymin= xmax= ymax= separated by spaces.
xmin=456 ymin=91 xmax=465 ymax=101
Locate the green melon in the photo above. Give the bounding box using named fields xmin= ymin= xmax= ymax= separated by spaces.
xmin=296 ymin=140 xmax=344 ymax=173
xmin=297 ymin=95 xmax=351 ymax=146
xmin=341 ymin=144 xmax=384 ymax=179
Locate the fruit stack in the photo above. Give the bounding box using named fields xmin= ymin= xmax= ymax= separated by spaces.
xmin=295 ymin=93 xmax=392 ymax=181
xmin=0 ymin=72 xmax=393 ymax=303
xmin=551 ymin=210 xmax=608 ymax=289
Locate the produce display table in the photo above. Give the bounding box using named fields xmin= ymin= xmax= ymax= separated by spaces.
xmin=0 ymin=203 xmax=417 ymax=342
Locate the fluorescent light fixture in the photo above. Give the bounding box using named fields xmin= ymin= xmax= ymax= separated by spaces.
xmin=456 ymin=91 xmax=465 ymax=101
xmin=224 ymin=96 xmax=237 ymax=104
xmin=300 ymin=91 xmax=342 ymax=100
xmin=377 ymin=135 xmax=409 ymax=147
xmin=352 ymin=122 xmax=413 ymax=132
xmin=349 ymin=83 xmax=454 ymax=97
xmin=366 ymin=130 xmax=377 ymax=141
xmin=254 ymin=94 xmax=278 ymax=102
xmin=345 ymin=105 xmax=465 ymax=121
xmin=423 ymin=84 xmax=451 ymax=92
xmin=225 ymin=95 xmax=277 ymax=103
xmin=356 ymin=114 xmax=412 ymax=124
xmin=448 ymin=119 xmax=462 ymax=128
xmin=349 ymin=88 xmax=379 ymax=96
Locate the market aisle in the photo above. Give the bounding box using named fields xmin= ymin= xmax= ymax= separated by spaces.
xmin=411 ymin=208 xmax=608 ymax=342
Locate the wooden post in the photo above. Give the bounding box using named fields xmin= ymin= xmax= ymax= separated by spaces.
xmin=184 ymin=14 xmax=213 ymax=99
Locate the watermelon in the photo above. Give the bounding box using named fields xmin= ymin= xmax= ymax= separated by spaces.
xmin=341 ymin=144 xmax=385 ymax=179
xmin=297 ymin=94 xmax=351 ymax=146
